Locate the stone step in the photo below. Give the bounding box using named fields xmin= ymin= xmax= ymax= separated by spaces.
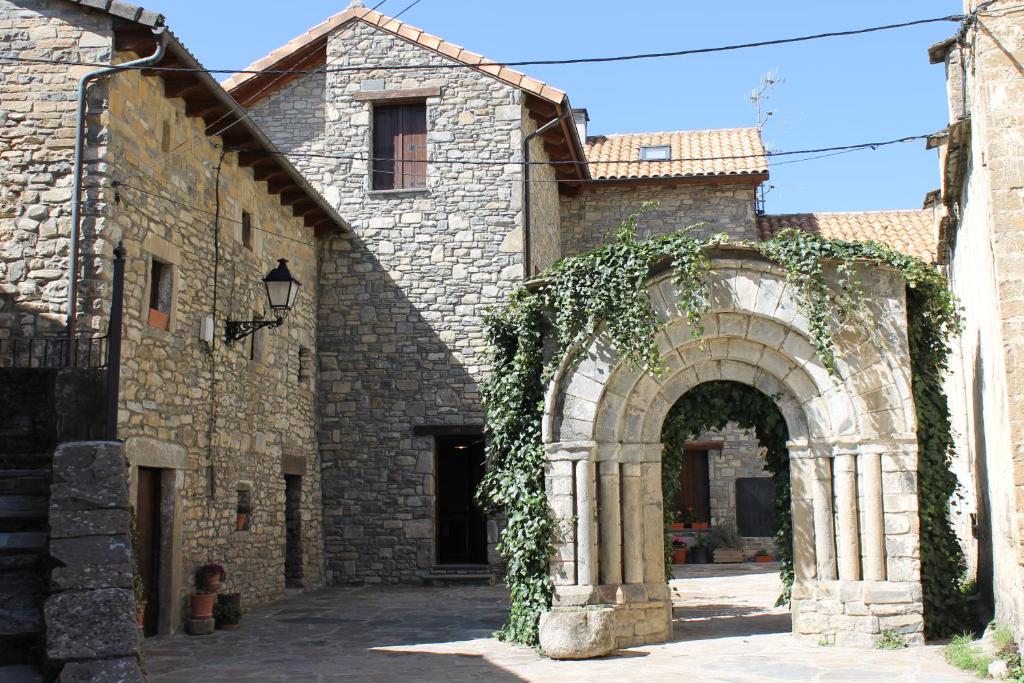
xmin=0 ymin=665 xmax=43 ymax=682
xmin=424 ymin=572 xmax=495 ymax=587
xmin=0 ymin=496 xmax=47 ymax=522
xmin=0 ymin=453 xmax=51 ymax=472
xmin=0 ymin=472 xmax=49 ymax=496
xmin=0 ymin=608 xmax=41 ymax=637
xmin=0 ymin=532 xmax=46 ymax=555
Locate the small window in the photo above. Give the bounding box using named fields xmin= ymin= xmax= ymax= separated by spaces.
xmin=236 ymin=488 xmax=252 ymax=532
xmin=205 ymin=465 xmax=216 ymax=500
xmin=298 ymin=345 xmax=312 ymax=384
xmin=372 ymin=103 xmax=427 ymax=190
xmin=241 ymin=211 xmax=253 ymax=250
xmin=147 ymin=259 xmax=172 ymax=331
xmin=639 ymin=145 xmax=671 ymax=161
xmin=161 ymin=120 xmax=172 ymax=153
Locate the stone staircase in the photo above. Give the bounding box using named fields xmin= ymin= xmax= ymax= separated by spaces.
xmin=0 ymin=372 xmax=57 ymax=680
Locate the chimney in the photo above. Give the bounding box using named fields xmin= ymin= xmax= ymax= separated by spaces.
xmin=573 ymin=108 xmax=589 ymax=143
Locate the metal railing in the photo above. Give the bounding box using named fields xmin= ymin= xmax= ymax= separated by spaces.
xmin=0 ymin=243 xmax=126 ymax=440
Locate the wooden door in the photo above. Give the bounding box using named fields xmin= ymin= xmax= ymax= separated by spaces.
xmin=672 ymin=450 xmax=710 ymax=523
xmin=136 ymin=467 xmax=162 ymax=637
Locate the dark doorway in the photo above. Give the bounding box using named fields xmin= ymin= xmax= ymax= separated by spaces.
xmin=136 ymin=467 xmax=162 ymax=637
xmin=435 ymin=435 xmax=487 ymax=565
xmin=672 ymin=449 xmax=711 ymax=523
xmin=284 ymin=475 xmax=303 ymax=589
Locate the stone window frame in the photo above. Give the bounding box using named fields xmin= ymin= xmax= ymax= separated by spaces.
xmin=141 ymin=234 xmax=182 ymax=334
xmin=357 ymin=87 xmax=440 ymax=198
xmin=235 ymin=481 xmax=253 ymax=534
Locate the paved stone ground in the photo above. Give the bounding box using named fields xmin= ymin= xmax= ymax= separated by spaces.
xmin=145 ymin=565 xmax=972 ymax=682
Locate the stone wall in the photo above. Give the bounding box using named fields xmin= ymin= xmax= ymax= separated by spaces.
xmin=45 ymin=441 xmax=143 ymax=682
xmin=252 ymin=18 xmax=531 ymax=583
xmin=939 ymin=0 xmax=1024 ymax=642
xmin=0 ymin=0 xmax=114 ymax=337
xmin=702 ymin=424 xmax=775 ymax=556
xmin=559 ymin=182 xmax=758 ymax=257
xmin=524 ymin=111 xmax=562 ymax=273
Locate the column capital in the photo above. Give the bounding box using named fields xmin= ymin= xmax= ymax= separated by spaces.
xmin=619 ymin=442 xmax=663 ymax=463
xmin=545 ymin=441 xmax=596 ymax=461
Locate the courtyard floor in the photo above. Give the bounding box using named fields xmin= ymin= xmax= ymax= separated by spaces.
xmin=145 ymin=565 xmax=973 ymax=682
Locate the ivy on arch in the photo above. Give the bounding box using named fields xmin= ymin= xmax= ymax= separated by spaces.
xmin=661 ymin=381 xmax=793 ymax=603
xmin=477 ymin=207 xmax=966 ymax=646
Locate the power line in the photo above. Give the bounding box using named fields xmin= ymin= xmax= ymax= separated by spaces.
xmin=113 ymin=180 xmax=317 ymax=248
xmin=0 ymin=14 xmax=965 ymax=76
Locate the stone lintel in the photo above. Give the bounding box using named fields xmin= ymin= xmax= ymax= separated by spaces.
xmin=545 ymin=440 xmax=596 ymax=461
xmin=281 ymin=454 xmax=306 ymax=476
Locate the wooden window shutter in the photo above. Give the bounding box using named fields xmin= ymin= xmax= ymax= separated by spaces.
xmin=401 ymin=104 xmax=426 ymax=189
xmin=372 ymin=104 xmax=427 ymax=190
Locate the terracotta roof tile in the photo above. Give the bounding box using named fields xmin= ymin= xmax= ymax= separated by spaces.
xmin=756 ymin=211 xmax=937 ymax=262
xmin=222 ymin=6 xmax=566 ymax=103
xmin=585 ymin=128 xmax=767 ymax=180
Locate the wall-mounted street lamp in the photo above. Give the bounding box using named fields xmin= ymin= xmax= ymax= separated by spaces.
xmin=225 ymin=259 xmax=302 ymax=344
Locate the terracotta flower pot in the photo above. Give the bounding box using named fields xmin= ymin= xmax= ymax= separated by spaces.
xmin=691 ymin=522 xmax=710 ymax=530
xmin=672 ymin=547 xmax=688 ymax=564
xmin=190 ymin=593 xmax=216 ymax=620
xmin=754 ymin=554 xmax=773 ymax=563
xmin=148 ymin=308 xmax=170 ymax=331
xmin=669 ymin=522 xmax=685 ymax=531
xmin=136 ymin=600 xmax=147 ymax=627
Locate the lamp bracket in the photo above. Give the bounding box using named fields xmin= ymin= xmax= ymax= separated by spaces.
xmin=225 ymin=317 xmax=284 ymax=344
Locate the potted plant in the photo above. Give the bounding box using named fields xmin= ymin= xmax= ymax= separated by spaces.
xmin=691 ymin=519 xmax=710 ymax=530
xmin=754 ymin=548 xmax=774 ymax=563
xmin=688 ymin=534 xmax=710 ymax=564
xmin=670 ymin=535 xmax=688 ymax=564
xmin=133 ymin=572 xmax=146 ymax=628
xmin=710 ymin=523 xmax=744 ymax=563
xmin=196 ymin=563 xmax=227 ymax=593
xmin=215 ymin=593 xmax=242 ymax=630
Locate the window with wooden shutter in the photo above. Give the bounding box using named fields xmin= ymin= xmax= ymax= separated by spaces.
xmin=372 ymin=104 xmax=426 ymax=190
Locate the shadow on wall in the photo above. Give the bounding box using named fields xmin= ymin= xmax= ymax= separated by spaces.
xmin=670 ymin=603 xmax=791 ymax=643
xmin=317 ymin=232 xmax=494 ymax=583
xmin=971 ymin=331 xmax=995 ymax=628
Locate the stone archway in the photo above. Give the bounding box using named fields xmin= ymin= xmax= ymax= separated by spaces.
xmin=540 ymin=254 xmax=925 ymax=652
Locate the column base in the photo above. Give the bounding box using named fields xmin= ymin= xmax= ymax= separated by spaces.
xmin=551 ymin=583 xmax=672 ymax=649
xmin=791 ymin=579 xmax=924 ymax=647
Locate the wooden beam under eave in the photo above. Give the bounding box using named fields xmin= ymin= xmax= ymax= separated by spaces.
xmin=313 ymin=218 xmax=334 ymax=236
xmin=279 ymin=190 xmax=304 ymax=206
xmin=304 ymin=213 xmax=325 ymax=228
xmin=238 ymin=151 xmax=273 ymax=168
xmin=185 ymin=99 xmax=226 ymax=119
xmin=164 ymin=81 xmax=206 ymax=100
xmin=216 ymin=128 xmax=256 ymax=149
xmin=254 ymin=165 xmax=286 ymax=182
xmin=524 ymin=96 xmax=557 ymax=119
xmin=268 ymin=179 xmax=298 ymax=195
xmin=292 ymin=200 xmax=317 ymax=218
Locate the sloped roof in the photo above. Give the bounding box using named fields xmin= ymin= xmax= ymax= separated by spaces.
xmin=221 ymin=5 xmax=565 ymax=103
xmin=585 ymin=128 xmax=768 ymax=181
xmin=756 ymin=211 xmax=937 ymax=262
xmin=56 ymin=0 xmax=347 ymax=235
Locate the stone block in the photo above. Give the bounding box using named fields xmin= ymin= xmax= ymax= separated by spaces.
xmin=50 ymin=563 xmax=132 ymax=591
xmin=186 ymin=617 xmax=216 ymax=636
xmin=45 ymin=588 xmax=138 ymax=661
xmin=58 ymin=657 xmax=144 ymax=683
xmin=50 ymin=535 xmax=131 ymax=569
xmin=539 ymin=607 xmax=615 ymax=660
xmin=50 ymin=508 xmax=130 ymax=539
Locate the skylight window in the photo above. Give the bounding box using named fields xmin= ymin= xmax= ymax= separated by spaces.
xmin=639 ymin=145 xmax=671 ymax=161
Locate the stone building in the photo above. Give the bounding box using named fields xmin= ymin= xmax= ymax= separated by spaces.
xmin=927 ymin=0 xmax=1024 ymax=645
xmin=0 ymin=0 xmax=346 ymax=652
xmin=0 ymin=0 xmax=957 ymax=657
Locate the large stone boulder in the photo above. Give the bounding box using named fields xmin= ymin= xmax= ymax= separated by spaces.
xmin=539 ymin=606 xmax=615 ymax=659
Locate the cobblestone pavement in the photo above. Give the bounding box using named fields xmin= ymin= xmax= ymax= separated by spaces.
xmin=145 ymin=566 xmax=972 ymax=682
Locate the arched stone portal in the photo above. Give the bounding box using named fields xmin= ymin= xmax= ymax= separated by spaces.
xmin=541 ymin=254 xmax=925 ymax=652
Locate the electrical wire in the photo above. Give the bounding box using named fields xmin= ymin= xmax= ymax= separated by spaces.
xmin=0 ymin=13 xmax=965 ymax=75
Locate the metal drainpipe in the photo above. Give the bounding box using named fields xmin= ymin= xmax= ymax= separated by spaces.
xmin=67 ymin=27 xmax=168 ymax=340
xmin=522 ymin=111 xmax=569 ymax=277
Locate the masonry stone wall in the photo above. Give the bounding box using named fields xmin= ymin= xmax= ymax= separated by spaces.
xmin=251 ymin=19 xmax=533 ymax=583
xmin=0 ymin=0 xmax=114 ymax=338
xmin=524 ymin=111 xmax=562 ymax=273
xmin=559 ymin=182 xmax=758 ymax=257
xmin=940 ymin=0 xmax=1024 ymax=643
xmin=104 ymin=64 xmax=325 ymax=627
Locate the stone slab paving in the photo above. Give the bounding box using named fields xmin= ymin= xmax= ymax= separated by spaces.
xmin=145 ymin=567 xmax=972 ymax=682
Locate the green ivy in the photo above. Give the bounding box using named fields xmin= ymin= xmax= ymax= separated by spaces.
xmin=661 ymin=381 xmax=793 ymax=604
xmin=478 ymin=216 xmax=966 ymax=644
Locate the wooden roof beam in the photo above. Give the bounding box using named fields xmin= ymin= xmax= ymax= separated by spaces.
xmin=268 ymin=178 xmax=298 ymax=195
xmin=279 ymin=190 xmax=305 ymax=206
xmin=164 ymin=81 xmax=206 ymax=99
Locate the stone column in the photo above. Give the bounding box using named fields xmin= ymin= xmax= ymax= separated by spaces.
xmin=858 ymin=445 xmax=887 ymax=581
xmin=621 ymin=462 xmax=645 ymax=585
xmin=576 ymin=458 xmax=599 ymax=586
xmin=642 ymin=459 xmax=665 ymax=584
xmin=545 ymin=441 xmax=596 ymax=586
xmin=810 ymin=445 xmax=838 ymax=580
xmin=598 ymin=459 xmax=623 ymax=586
xmin=833 ymin=446 xmax=861 ymax=581
xmin=787 ymin=443 xmax=817 ymax=581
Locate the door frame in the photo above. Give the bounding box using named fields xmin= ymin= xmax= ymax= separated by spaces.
xmin=431 ymin=431 xmax=488 ymax=567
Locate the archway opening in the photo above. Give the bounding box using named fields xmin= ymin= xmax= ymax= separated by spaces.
xmin=661 ymin=380 xmax=793 ymax=639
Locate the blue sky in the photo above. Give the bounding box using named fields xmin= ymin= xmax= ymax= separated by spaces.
xmin=157 ymin=1 xmax=960 ymax=214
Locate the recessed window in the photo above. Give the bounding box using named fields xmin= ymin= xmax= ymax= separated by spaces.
xmin=147 ymin=259 xmax=173 ymax=331
xmin=236 ymin=488 xmax=252 ymax=532
xmin=639 ymin=145 xmax=671 ymax=161
xmin=372 ymin=103 xmax=427 ymax=190
xmin=161 ymin=120 xmax=172 ymax=153
xmin=241 ymin=211 xmax=253 ymax=250
xmin=298 ymin=345 xmax=312 ymax=384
